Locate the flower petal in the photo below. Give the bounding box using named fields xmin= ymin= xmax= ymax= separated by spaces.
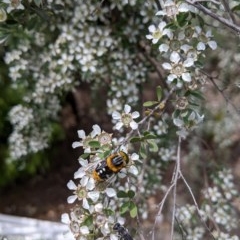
xmin=128 ymin=165 xmax=139 ymax=175
xmin=148 ymin=25 xmax=156 ymax=33
xmin=105 ymin=188 xmax=116 ymax=197
xmin=208 ymin=41 xmax=217 ymax=50
xmin=80 ymin=226 xmax=90 ymax=234
xmin=170 ymin=52 xmax=180 ymax=63
xmin=61 ymin=213 xmax=70 ymax=224
xmin=184 ymin=58 xmax=194 ymax=67
xmin=159 ymin=43 xmax=169 ymax=53
xmin=197 ymin=42 xmax=206 ymax=51
xmin=74 ymin=168 xmax=86 ymax=179
xmin=77 ymin=130 xmax=86 ymax=139
xmin=182 ymin=72 xmax=191 ymax=82
xmin=131 ymin=111 xmax=140 ymax=119
xmin=80 ymin=175 xmax=89 ymax=187
xmin=92 ymin=124 xmax=101 ymax=136
xmin=168 ymin=74 xmax=177 ymax=82
xmin=67 ymin=195 xmax=77 ymax=204
xmin=72 ymin=141 xmax=81 ymax=148
xmin=67 ymin=180 xmax=77 ymax=190
xmin=162 ymin=62 xmax=172 ymax=70
xmin=124 ymin=104 xmax=131 ymax=114
xmin=82 ymin=198 xmax=90 ymax=209
xmin=86 ymin=177 xmax=95 ymax=190
xmin=131 ymin=153 xmax=139 ymax=161
xmin=112 ymin=111 xmax=121 ymax=120
xmin=115 ymin=122 xmax=123 ymax=130
xmin=130 ymin=121 xmax=138 ymax=130
xmin=88 ymin=191 xmax=100 ymax=202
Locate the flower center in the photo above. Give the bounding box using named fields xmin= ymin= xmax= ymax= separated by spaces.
xmin=153 ymin=30 xmax=162 ymax=40
xmin=76 ymin=187 xmax=87 ymax=200
xmin=11 ymin=0 xmax=21 ymax=8
xmin=170 ymin=39 xmax=181 ymax=51
xmin=98 ymin=132 xmax=112 ymax=145
xmin=171 ymin=63 xmax=185 ymax=76
xmin=70 ymin=221 xmax=80 ymax=233
xmin=121 ymin=113 xmax=132 ymax=127
xmin=176 ymin=97 xmax=188 ymax=110
xmin=200 ymin=34 xmax=208 ymax=43
xmin=185 ymin=27 xmax=194 ymax=39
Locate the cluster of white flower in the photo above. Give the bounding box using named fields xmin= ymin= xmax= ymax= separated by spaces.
xmin=3 ymin=0 xmax=157 ymax=160
xmin=63 ymin=115 xmax=141 ymax=238
xmin=175 ymin=168 xmax=239 ymax=239
xmin=145 ymin=0 xmax=218 ymax=137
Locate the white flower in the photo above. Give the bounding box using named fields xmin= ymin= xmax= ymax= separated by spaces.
xmin=156 ymin=0 xmax=195 ymax=18
xmin=72 ymin=125 xmax=101 ymax=151
xmin=162 ymin=52 xmax=193 ymax=82
xmin=112 ymin=104 xmax=139 ymax=130
xmin=66 ymin=180 xmax=99 ymax=209
xmin=195 ymin=27 xmax=217 ymax=51
xmin=57 ymin=53 xmax=74 ymax=73
xmin=2 ymin=0 xmax=24 ymax=13
xmin=146 ymin=21 xmax=172 ymax=44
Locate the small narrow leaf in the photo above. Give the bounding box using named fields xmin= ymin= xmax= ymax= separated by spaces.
xmin=117 ymin=190 xmax=128 ymax=198
xmin=147 ymin=139 xmax=159 ymax=152
xmin=129 ymin=202 xmax=138 ymax=218
xmin=156 ymin=86 xmax=162 ymax=101
xmin=130 ymin=137 xmax=142 ymax=143
xmin=139 ymin=144 xmax=147 ymax=159
xmin=80 ymin=153 xmax=90 ymax=159
xmin=88 ymin=140 xmax=100 ymax=148
xmin=120 ymin=202 xmax=129 ymax=214
xmin=143 ymin=133 xmax=158 ymax=140
xmin=127 ymin=190 xmax=135 ymax=199
xmin=143 ymin=101 xmax=159 ymax=107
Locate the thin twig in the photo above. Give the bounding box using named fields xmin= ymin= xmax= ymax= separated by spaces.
xmin=220 ymin=0 xmax=236 ymax=24
xmin=151 ymin=182 xmax=175 ymax=240
xmin=185 ymin=0 xmax=240 ymax=33
xmin=200 ymin=70 xmax=240 ymax=115
xmin=180 ymin=173 xmax=216 ymax=240
xmin=170 ymin=136 xmax=181 ymax=239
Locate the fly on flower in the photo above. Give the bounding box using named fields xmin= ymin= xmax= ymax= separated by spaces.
xmin=92 ymin=151 xmax=129 ymax=181
xmin=113 ymin=223 xmax=133 ymax=240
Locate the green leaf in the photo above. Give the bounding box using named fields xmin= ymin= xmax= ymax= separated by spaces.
xmin=120 ymin=202 xmax=129 ymax=214
xmin=117 ymin=190 xmax=128 ymax=198
xmin=156 ymin=86 xmax=162 ymax=101
xmin=232 ymin=4 xmax=240 ymax=12
xmin=147 ymin=139 xmax=159 ymax=152
xmin=88 ymin=140 xmax=100 ymax=148
xmin=139 ymin=144 xmax=147 ymax=159
xmin=83 ymin=215 xmax=93 ymax=226
xmin=129 ymin=202 xmax=138 ymax=218
xmin=187 ymin=90 xmax=205 ymax=100
xmin=130 ymin=136 xmax=142 ymax=143
xmin=80 ymin=153 xmax=90 ymax=159
xmin=127 ymin=190 xmax=135 ymax=199
xmin=103 ymin=208 xmax=115 ymax=216
xmin=143 ymin=133 xmax=157 ymax=140
xmin=51 ymin=4 xmax=64 ymax=10
xmin=143 ymin=101 xmax=159 ymax=107
xmin=176 ymin=12 xmax=189 ymax=27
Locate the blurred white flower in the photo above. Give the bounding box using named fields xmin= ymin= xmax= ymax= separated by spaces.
xmin=146 ymin=21 xmax=172 ymax=44
xmin=2 ymin=0 xmax=24 ymax=13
